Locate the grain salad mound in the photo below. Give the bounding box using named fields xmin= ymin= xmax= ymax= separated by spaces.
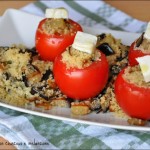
xmin=0 ymin=46 xmax=67 ymax=108
xmin=1 ymin=33 xmax=144 ymax=125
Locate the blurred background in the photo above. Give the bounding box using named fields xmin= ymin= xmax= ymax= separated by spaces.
xmin=0 ymin=0 xmax=149 ymax=22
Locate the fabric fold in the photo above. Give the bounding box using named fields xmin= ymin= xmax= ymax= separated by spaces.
xmin=0 ymin=111 xmax=57 ymax=149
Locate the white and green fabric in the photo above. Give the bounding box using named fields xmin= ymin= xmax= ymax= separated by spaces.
xmin=0 ymin=1 xmax=150 ymax=149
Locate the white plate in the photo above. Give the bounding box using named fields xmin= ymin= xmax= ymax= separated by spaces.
xmin=0 ymin=9 xmax=149 ymax=131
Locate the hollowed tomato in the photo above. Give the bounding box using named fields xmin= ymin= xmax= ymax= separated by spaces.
xmin=114 ymin=67 xmax=150 ymax=120
xmin=35 ymin=19 xmax=83 ymax=61
xmin=53 ymin=51 xmax=109 ymax=100
xmin=128 ymin=42 xmax=150 ymax=66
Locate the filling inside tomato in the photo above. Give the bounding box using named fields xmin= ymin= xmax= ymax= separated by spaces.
xmin=61 ymin=46 xmax=101 ymax=69
xmin=123 ymin=65 xmax=150 ymax=88
xmin=40 ymin=18 xmax=77 ymax=35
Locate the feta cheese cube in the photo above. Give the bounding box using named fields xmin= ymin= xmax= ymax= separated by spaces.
xmin=45 ymin=8 xmax=68 ymax=19
xmin=136 ymin=55 xmax=150 ymax=82
xmin=72 ymin=31 xmax=97 ymax=55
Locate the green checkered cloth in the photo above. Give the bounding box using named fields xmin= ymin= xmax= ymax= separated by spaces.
xmin=0 ymin=1 xmax=150 ymax=149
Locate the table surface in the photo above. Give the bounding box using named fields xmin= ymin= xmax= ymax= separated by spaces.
xmin=0 ymin=1 xmax=149 ymax=149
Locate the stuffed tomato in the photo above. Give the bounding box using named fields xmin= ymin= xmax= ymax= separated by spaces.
xmin=128 ymin=22 xmax=150 ymax=66
xmin=53 ymin=32 xmax=109 ymax=100
xmin=114 ymin=65 xmax=150 ymax=120
xmin=35 ymin=8 xmax=83 ymax=61
xmin=128 ymin=40 xmax=150 ymax=66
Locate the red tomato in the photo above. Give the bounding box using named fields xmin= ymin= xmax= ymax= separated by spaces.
xmin=114 ymin=67 xmax=150 ymax=120
xmin=128 ymin=42 xmax=150 ymax=66
xmin=53 ymin=51 xmax=109 ymax=100
xmin=35 ymin=19 xmax=83 ymax=61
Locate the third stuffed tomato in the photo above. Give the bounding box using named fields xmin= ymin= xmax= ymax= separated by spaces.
xmin=53 ymin=32 xmax=109 ymax=100
xmin=128 ymin=41 xmax=150 ymax=66
xmin=114 ymin=65 xmax=150 ymax=120
xmin=128 ymin=32 xmax=150 ymax=66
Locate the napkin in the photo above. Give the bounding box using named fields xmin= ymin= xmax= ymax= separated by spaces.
xmin=21 ymin=1 xmax=147 ymax=33
xmin=0 ymin=1 xmax=150 ymax=150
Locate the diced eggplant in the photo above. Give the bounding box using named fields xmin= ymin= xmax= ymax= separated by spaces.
xmin=102 ymin=107 xmax=109 ymax=113
xmin=4 ymin=72 xmax=10 ymax=80
xmin=116 ymin=49 xmax=128 ymax=61
xmin=25 ymin=47 xmax=38 ymax=56
xmin=22 ymin=74 xmax=29 ymax=87
xmin=96 ymin=107 xmax=102 ymax=114
xmin=136 ymin=32 xmax=144 ymax=47
xmin=0 ymin=46 xmax=10 ymax=51
xmin=97 ymin=43 xmax=115 ymax=56
xmin=41 ymin=69 xmax=53 ymax=81
xmin=110 ymin=65 xmax=122 ymax=75
xmin=31 ymin=87 xmax=49 ymax=101
xmin=97 ymin=33 xmax=106 ymax=40
xmin=66 ymin=97 xmax=74 ymax=103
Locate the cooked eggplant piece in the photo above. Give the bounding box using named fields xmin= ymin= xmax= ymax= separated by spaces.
xmin=22 ymin=74 xmax=29 ymax=87
xmin=136 ymin=32 xmax=144 ymax=47
xmin=66 ymin=97 xmax=74 ymax=103
xmin=96 ymin=107 xmax=102 ymax=114
xmin=18 ymin=47 xmax=38 ymax=55
xmin=102 ymin=107 xmax=109 ymax=113
xmin=97 ymin=43 xmax=115 ymax=56
xmin=116 ymin=50 xmax=128 ymax=61
xmin=97 ymin=33 xmax=106 ymax=40
xmin=31 ymin=87 xmax=49 ymax=101
xmin=41 ymin=69 xmax=53 ymax=81
xmin=25 ymin=47 xmax=38 ymax=56
xmin=110 ymin=65 xmax=122 ymax=75
xmin=0 ymin=46 xmax=10 ymax=51
xmin=4 ymin=72 xmax=10 ymax=80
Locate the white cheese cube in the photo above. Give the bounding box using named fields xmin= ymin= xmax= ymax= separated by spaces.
xmin=136 ymin=55 xmax=150 ymax=82
xmin=45 ymin=8 xmax=68 ymax=19
xmin=72 ymin=31 xmax=97 ymax=55
xmin=144 ymin=22 xmax=150 ymax=40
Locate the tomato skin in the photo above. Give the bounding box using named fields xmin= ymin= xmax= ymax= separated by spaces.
xmin=128 ymin=42 xmax=150 ymax=66
xmin=35 ymin=19 xmax=83 ymax=61
xmin=53 ymin=51 xmax=109 ymax=100
xmin=114 ymin=67 xmax=150 ymax=120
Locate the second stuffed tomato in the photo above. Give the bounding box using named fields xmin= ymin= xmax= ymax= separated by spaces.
xmin=53 ymin=50 xmax=109 ymax=100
